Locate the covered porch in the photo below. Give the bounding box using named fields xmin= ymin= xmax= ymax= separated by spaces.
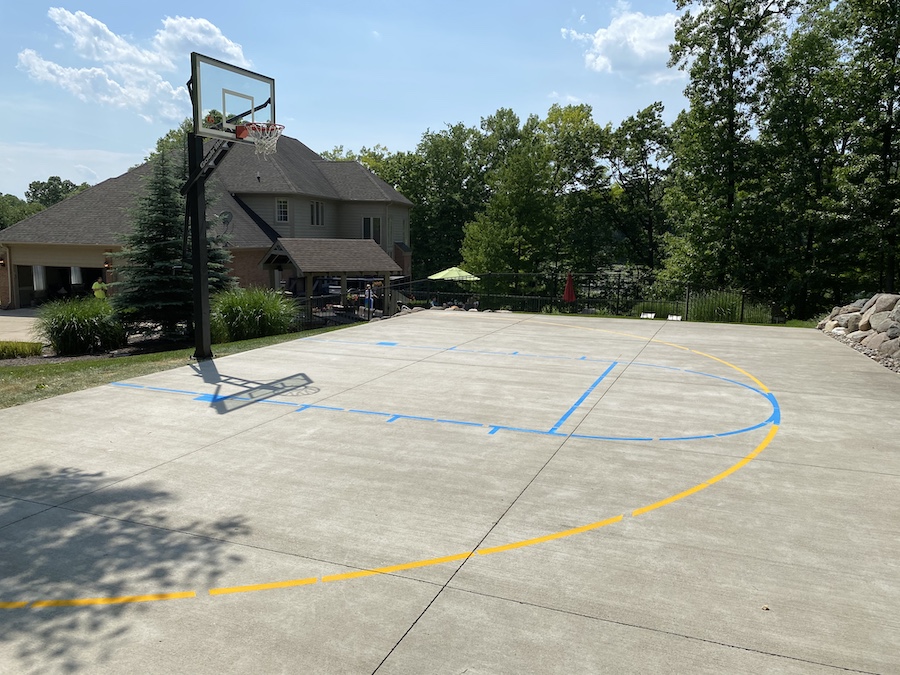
xmin=259 ymin=238 xmax=404 ymax=319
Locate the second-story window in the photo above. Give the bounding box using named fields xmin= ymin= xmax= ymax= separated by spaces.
xmin=362 ymin=216 xmax=381 ymax=244
xmin=276 ymin=199 xmax=289 ymax=223
xmin=310 ymin=201 xmax=324 ymax=226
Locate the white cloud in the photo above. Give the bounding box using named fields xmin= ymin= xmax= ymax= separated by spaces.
xmin=153 ymin=16 xmax=250 ymax=68
xmin=562 ymin=3 xmax=682 ymax=84
xmin=17 ymin=8 xmax=249 ymax=124
xmin=548 ymin=91 xmax=582 ymax=104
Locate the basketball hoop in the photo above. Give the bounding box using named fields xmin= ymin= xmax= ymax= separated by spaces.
xmin=236 ymin=122 xmax=284 ymax=158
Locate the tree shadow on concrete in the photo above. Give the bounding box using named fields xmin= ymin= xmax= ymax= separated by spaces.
xmin=0 ymin=464 xmax=250 ymax=674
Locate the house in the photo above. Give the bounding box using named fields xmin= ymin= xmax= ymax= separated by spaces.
xmin=0 ymin=136 xmax=412 ymax=310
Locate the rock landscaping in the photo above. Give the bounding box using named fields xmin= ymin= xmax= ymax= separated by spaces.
xmin=818 ymin=293 xmax=900 ymax=374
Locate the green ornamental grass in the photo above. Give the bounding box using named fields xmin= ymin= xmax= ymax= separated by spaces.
xmin=35 ymin=297 xmax=128 ymax=356
xmin=210 ymin=287 xmax=297 ymax=343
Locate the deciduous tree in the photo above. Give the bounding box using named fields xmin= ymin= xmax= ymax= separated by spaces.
xmin=25 ymin=176 xmax=90 ymax=207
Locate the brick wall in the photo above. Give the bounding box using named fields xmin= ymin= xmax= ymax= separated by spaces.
xmin=228 ymin=248 xmax=269 ymax=288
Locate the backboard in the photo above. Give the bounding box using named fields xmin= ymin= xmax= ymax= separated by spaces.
xmin=190 ymin=52 xmax=276 ymax=142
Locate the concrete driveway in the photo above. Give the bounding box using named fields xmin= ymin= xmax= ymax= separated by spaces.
xmin=0 ymin=311 xmax=897 ymax=674
xmin=0 ymin=309 xmax=40 ymax=343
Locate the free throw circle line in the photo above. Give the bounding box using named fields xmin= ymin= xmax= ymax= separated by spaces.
xmin=4 ymin=326 xmax=779 ymax=609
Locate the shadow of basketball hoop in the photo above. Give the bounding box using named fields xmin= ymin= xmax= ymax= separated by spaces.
xmin=189 ymin=360 xmax=318 ymax=414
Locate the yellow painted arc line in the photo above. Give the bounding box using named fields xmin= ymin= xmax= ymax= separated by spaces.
xmin=690 ymin=350 xmax=770 ymax=392
xmin=478 ymin=514 xmax=624 ymax=555
xmin=322 ymin=551 xmax=472 ymax=583
xmin=209 ymin=577 xmax=317 ymax=596
xmin=31 ymin=591 xmax=196 ymax=608
xmin=632 ymin=424 xmax=780 ymax=517
xmin=13 ymin=325 xmax=779 ymax=607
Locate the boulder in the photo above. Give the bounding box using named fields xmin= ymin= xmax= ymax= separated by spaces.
xmin=828 ymin=306 xmax=843 ymax=320
xmin=848 ymin=329 xmax=874 ymax=342
xmin=860 ymin=294 xmax=880 ymax=314
xmin=870 ymin=311 xmax=893 ymax=333
xmin=887 ymin=322 xmax=900 ymax=340
xmin=890 ymin=303 xmax=900 ymax=323
xmin=863 ymin=332 xmax=889 ymax=350
xmin=878 ymin=337 xmax=900 ymax=356
xmin=873 ymin=293 xmax=900 ymax=313
xmin=859 ymin=309 xmax=873 ymax=331
xmin=835 ymin=312 xmax=861 ymax=330
xmin=823 ymin=320 xmax=839 ymax=332
xmin=832 ymin=326 xmax=847 ymax=336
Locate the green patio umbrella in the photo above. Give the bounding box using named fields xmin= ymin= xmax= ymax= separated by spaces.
xmin=427 ymin=266 xmax=480 ymax=282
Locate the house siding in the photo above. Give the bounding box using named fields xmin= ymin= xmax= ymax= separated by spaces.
xmin=8 ymin=244 xmax=114 ymax=268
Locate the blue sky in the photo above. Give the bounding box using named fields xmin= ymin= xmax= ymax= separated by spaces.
xmin=1 ymin=1 xmax=686 ymax=198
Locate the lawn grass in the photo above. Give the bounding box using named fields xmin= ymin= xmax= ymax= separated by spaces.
xmin=0 ymin=326 xmax=344 ymax=410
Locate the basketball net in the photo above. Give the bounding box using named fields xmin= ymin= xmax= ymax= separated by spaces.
xmin=237 ymin=122 xmax=285 ymax=159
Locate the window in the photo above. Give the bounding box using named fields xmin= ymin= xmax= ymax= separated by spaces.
xmin=276 ymin=199 xmax=289 ymax=223
xmin=362 ymin=216 xmax=382 ymax=244
xmin=310 ymin=201 xmax=324 ymax=226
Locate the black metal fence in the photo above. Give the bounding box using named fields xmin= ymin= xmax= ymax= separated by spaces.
xmin=392 ymin=270 xmax=776 ymax=324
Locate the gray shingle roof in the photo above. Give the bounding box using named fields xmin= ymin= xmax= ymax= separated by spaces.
xmin=265 ymin=238 xmax=402 ymax=275
xmin=1 ymin=135 xmax=412 ymax=247
xmin=0 ymin=164 xmax=150 ymax=246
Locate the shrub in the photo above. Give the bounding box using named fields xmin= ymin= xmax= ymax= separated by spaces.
xmin=210 ymin=287 xmax=297 ymax=343
xmin=0 ymin=341 xmax=43 ymax=359
xmin=35 ymin=297 xmax=128 ymax=356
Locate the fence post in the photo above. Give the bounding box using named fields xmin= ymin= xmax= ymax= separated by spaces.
xmin=684 ymin=285 xmax=690 ymax=321
xmin=740 ymin=291 xmax=746 ymax=323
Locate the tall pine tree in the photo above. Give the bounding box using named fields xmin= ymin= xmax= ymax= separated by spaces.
xmin=112 ymin=149 xmax=193 ymax=334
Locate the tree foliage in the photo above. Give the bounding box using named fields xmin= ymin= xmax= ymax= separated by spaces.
xmin=0 ymin=193 xmax=44 ymax=229
xmin=324 ymin=0 xmax=898 ymax=319
xmin=112 ymin=150 xmax=193 ymax=333
xmin=112 ymin=135 xmax=234 ymax=335
xmin=25 ymin=176 xmax=90 ymax=207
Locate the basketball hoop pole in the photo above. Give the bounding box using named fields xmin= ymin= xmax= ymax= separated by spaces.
xmin=186 ymin=131 xmax=212 ymax=360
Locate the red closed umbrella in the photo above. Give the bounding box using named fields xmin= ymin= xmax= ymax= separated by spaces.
xmin=563 ymin=273 xmax=576 ymax=303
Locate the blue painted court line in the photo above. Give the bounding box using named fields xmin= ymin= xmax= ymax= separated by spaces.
xmin=388 ymin=414 xmax=436 ymax=423
xmin=489 ymin=425 xmax=556 ymax=436
xmin=684 ymin=370 xmax=764 ymax=393
xmin=109 ymin=341 xmax=780 ymax=443
xmin=146 ymin=386 xmax=202 ymax=395
xmin=112 ymin=382 xmax=198 ymax=396
xmin=766 ymin=393 xmax=781 ymax=424
xmin=436 ymin=419 xmax=485 ymax=427
xmin=570 ymin=432 xmax=655 ymax=442
xmin=658 ymin=433 xmax=718 ymax=442
xmin=549 ymin=362 xmax=618 ymax=434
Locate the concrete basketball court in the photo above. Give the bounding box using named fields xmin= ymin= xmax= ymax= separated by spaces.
xmin=0 ymin=311 xmax=897 ymax=674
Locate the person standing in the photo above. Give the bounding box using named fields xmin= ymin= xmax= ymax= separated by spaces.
xmin=92 ymin=276 xmax=108 ymax=299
